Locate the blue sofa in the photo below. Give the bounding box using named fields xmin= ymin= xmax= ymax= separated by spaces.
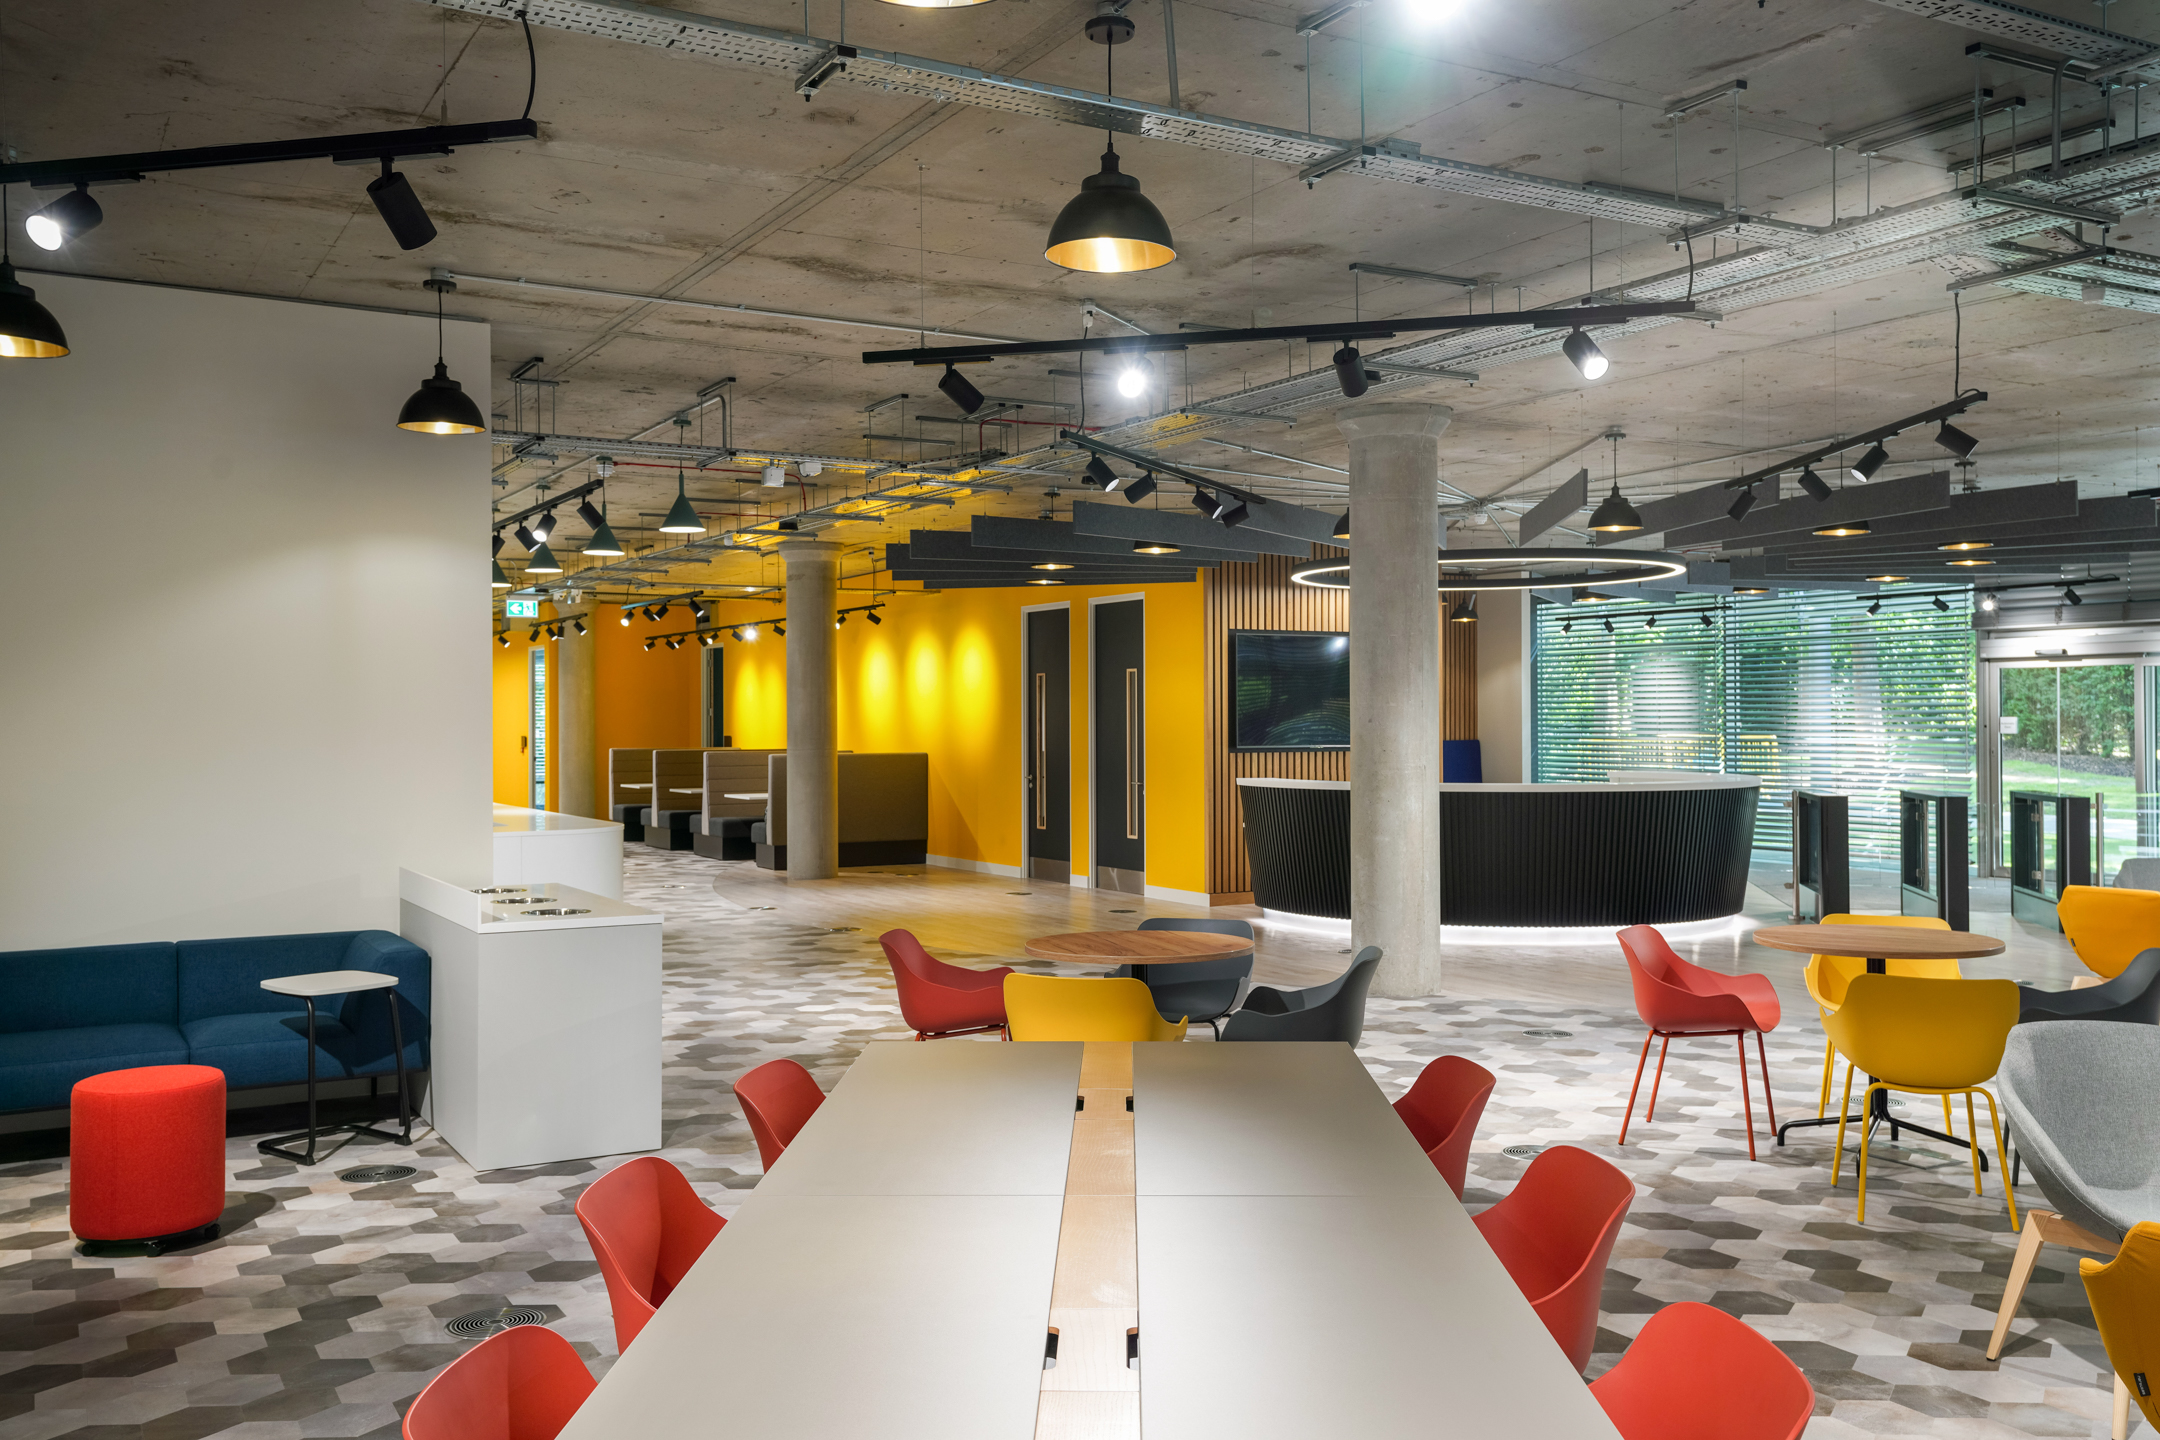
xmin=0 ymin=930 xmax=429 ymax=1114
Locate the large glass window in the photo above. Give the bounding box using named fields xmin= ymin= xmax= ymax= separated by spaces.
xmin=1996 ymin=663 xmax=2136 ymax=877
xmin=1533 ymin=590 xmax=1976 ymax=861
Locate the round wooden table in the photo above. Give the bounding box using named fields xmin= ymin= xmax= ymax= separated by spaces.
xmin=1751 ymin=923 xmax=2006 ymax=1160
xmin=1024 ymin=930 xmax=1251 ymax=966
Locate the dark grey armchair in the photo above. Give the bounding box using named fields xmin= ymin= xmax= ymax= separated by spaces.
xmin=1113 ymin=918 xmax=1254 ymax=1038
xmin=1218 ymin=947 xmax=1382 ymax=1044
xmin=2017 ymin=948 xmax=2160 ymax=1027
xmin=1985 ymin=1024 xmax=2160 ymax=1362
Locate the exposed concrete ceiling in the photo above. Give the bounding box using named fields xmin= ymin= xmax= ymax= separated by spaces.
xmin=16 ymin=0 xmax=2160 ymax=598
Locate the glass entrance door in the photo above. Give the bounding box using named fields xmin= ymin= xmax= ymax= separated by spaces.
xmin=1994 ymin=662 xmax=2137 ymax=880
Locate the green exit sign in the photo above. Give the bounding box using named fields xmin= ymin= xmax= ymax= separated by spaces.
xmin=504 ymin=598 xmax=540 ymax=618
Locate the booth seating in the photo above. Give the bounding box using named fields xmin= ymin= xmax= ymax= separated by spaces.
xmin=606 ymin=748 xmax=653 ymax=841
xmin=754 ymin=752 xmax=929 ymax=870
xmin=0 ymin=931 xmax=429 ymax=1116
xmin=644 ymin=749 xmax=732 ymax=852
xmin=691 ymin=748 xmax=779 ymax=862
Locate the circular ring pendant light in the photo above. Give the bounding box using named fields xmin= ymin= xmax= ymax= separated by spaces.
xmin=1290 ymin=547 xmax=1688 ymax=592
xmin=1044 ymin=11 xmax=1175 ymax=273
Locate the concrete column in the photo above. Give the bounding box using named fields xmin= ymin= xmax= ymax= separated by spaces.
xmin=779 ymin=539 xmax=842 ymax=879
xmin=1341 ymin=403 xmax=1452 ymax=998
xmin=556 ymin=622 xmax=596 ymax=818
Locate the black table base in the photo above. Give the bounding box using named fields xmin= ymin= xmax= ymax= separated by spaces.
xmin=258 ymin=988 xmax=413 ymax=1167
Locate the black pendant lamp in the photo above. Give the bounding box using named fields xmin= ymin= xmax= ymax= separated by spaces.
xmin=397 ymin=276 xmax=486 ymax=434
xmin=1588 ymin=431 xmax=1641 ymax=532
xmin=1043 ymin=13 xmax=1175 ymax=274
xmin=0 ymin=186 xmax=68 ymax=358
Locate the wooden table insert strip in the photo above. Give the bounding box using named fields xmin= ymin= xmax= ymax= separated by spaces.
xmin=1036 ymin=1041 xmax=1140 ymax=1440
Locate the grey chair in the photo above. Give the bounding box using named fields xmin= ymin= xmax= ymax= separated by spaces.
xmin=1985 ymin=1024 xmax=2160 ymax=1365
xmin=1218 ymin=947 xmax=1382 ymax=1045
xmin=2018 ymin=948 xmax=2160 ymax=1027
xmin=1111 ymin=918 xmax=1254 ymax=1038
xmin=2112 ymin=856 xmax=2160 ymax=890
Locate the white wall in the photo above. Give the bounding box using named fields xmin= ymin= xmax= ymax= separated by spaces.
xmin=0 ymin=274 xmax=492 ymax=948
xmin=1475 ymin=589 xmax=1532 ymax=783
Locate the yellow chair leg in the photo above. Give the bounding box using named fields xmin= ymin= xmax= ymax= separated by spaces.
xmin=1818 ymin=1038 xmax=1835 ymax=1119
xmin=1979 ymin=1089 xmax=2018 ymax=1229
xmin=1964 ymin=1092 xmax=1985 ymax=1198
xmin=1942 ymin=1093 xmax=1956 ymax=1138
xmin=1857 ymin=1083 xmax=1883 ymax=1223
xmin=1832 ymin=1065 xmax=1857 ymax=1187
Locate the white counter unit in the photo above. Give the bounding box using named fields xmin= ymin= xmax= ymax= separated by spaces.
xmin=400 ymin=869 xmax=662 ymax=1170
xmin=491 ymin=804 xmax=624 ymax=899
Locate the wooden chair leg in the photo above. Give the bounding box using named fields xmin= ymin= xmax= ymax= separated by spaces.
xmin=1620 ymin=1029 xmax=1654 ymax=1146
xmin=1987 ymin=1210 xmax=2051 ymax=1360
xmin=1856 ymin=1082 xmax=1884 ymax=1223
xmin=1755 ymin=1031 xmax=1778 ymax=1134
xmin=1736 ymin=1032 xmax=1756 ymax=1160
xmin=1980 ymin=1089 xmax=2019 ymax=1229
xmin=1645 ymin=1034 xmax=1673 ymax=1122
xmin=2113 ymin=1373 xmax=2131 ymax=1440
xmin=1832 ymin=1064 xmax=1856 ymax=1186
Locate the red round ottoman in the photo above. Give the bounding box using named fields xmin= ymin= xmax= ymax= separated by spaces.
xmin=71 ymin=1065 xmax=227 ymax=1256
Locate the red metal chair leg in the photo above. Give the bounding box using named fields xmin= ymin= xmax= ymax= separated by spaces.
xmin=1755 ymin=1031 xmax=1778 ymax=1134
xmin=1644 ymin=1034 xmax=1673 ymax=1122
xmin=1620 ymin=1029 xmax=1658 ymax=1145
xmin=1736 ymin=1031 xmax=1757 ymax=1161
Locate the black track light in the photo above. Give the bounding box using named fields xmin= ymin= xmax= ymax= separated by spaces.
xmin=774 ymin=622 xmax=786 ymax=636
xmin=498 ymin=631 xmax=511 ymax=648
xmin=938 ymin=363 xmax=985 ymax=415
xmin=1934 ymin=594 xmax=1953 ymax=611
xmin=654 ymin=601 xmax=671 ymax=621
xmin=25 ymin=184 xmax=102 ymax=251
xmin=398 ymin=277 xmax=484 ymax=433
xmin=1979 ymin=593 xmax=1997 ymax=614
xmin=1084 ymin=456 xmax=1120 ymax=489
xmin=619 ymin=611 xmax=632 ymax=627
xmin=1217 ymin=498 xmax=1251 ymax=528
xmin=836 ymin=614 xmax=847 ymax=628
xmin=1123 ymin=472 xmax=1157 ymax=503
xmin=1797 ymin=466 xmax=1832 ymax=501
xmin=1562 ymin=329 xmax=1609 ymax=380
xmin=572 ymin=618 xmax=587 ymax=635
xmin=1191 ymin=486 xmax=1219 ymax=517
xmin=2064 ymin=587 xmax=2082 ymax=606
xmin=1332 ymin=512 xmax=1350 ymax=541
xmin=1867 ymin=598 xmax=1883 ymax=616
xmin=367 ymin=161 xmax=437 ymax=250
xmin=1935 ymin=421 xmax=1978 ymax=459
xmin=1044 ymin=147 xmax=1177 ymax=274
xmin=1332 ymin=345 xmax=1370 ymax=399
xmin=577 ymin=499 xmax=607 ymax=530
xmin=1588 ymin=482 xmax=1643 ymax=533
xmin=868 ymin=609 xmax=883 ymax=625
xmin=1603 ymin=617 xmax=1615 ymax=634
xmin=639 ymin=605 xmax=655 ymax=622
xmin=492 ymin=531 xmax=506 ymax=556
xmin=1850 ymin=443 xmax=1889 ymax=483
xmin=644 ymin=638 xmax=657 ymax=651
xmin=1727 ymin=486 xmax=1757 ymax=522
xmin=530 ymin=510 xmax=557 ymax=544
xmin=1562 ymin=619 xmax=1573 ymax=633
xmin=513 ymin=523 xmax=538 ymax=549
xmin=1645 ymin=615 xmax=1658 ymax=628
xmin=1699 ymin=611 xmax=1714 ymax=627
xmin=691 ymin=600 xmax=710 ymax=623
xmin=528 ymin=625 xmax=543 ymax=642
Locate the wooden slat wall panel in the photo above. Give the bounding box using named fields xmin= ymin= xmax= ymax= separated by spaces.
xmin=1202 ymin=556 xmax=1478 ymax=901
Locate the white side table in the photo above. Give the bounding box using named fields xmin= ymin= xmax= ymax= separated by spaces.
xmin=257 ymin=970 xmax=412 ymax=1166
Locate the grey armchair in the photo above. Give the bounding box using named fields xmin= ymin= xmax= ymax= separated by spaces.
xmin=2018 ymin=948 xmax=2160 ymax=1027
xmin=1985 ymin=1024 xmax=2160 ymax=1363
xmin=1114 ymin=918 xmax=1253 ymax=1038
xmin=1218 ymin=947 xmax=1382 ymax=1044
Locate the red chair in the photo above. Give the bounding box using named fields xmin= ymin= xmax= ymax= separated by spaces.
xmin=1616 ymin=925 xmax=1782 ymax=1160
xmin=734 ymin=1059 xmax=825 ymax=1170
xmin=402 ymin=1324 xmax=595 ymax=1440
xmin=574 ymin=1157 xmax=725 ymax=1353
xmin=880 ymin=929 xmax=1013 ymax=1040
xmin=1473 ymin=1144 xmax=1635 ymax=1374
xmin=1590 ymin=1301 xmax=1815 ymax=1440
xmin=1393 ymin=1055 xmax=1496 ymax=1199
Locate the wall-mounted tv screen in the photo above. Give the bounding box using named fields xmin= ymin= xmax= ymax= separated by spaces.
xmin=1231 ymin=629 xmax=1350 ymax=752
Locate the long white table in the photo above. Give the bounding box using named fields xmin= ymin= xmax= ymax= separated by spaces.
xmin=553 ymin=1040 xmax=1623 ymax=1440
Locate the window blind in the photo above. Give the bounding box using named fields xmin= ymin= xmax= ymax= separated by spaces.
xmin=1532 ymin=590 xmax=1976 ymax=859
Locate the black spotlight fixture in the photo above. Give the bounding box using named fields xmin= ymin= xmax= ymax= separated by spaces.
xmin=513 ymin=522 xmax=539 ymax=549
xmin=576 ymin=498 xmax=607 ymax=530
xmin=1562 ymin=619 xmax=1574 ymax=633
xmin=572 ymin=617 xmax=587 ymax=635
xmin=0 ymin=188 xmax=67 ymax=357
xmin=867 ymin=608 xmax=883 ymax=625
xmin=1644 ymin=615 xmax=1657 ymax=629
xmin=1084 ymin=455 xmax=1120 ymax=489
xmin=1867 ymin=598 xmax=1883 ymax=616
xmin=491 ymin=531 xmax=506 ymax=556
xmin=1332 ymin=345 xmax=1370 ymax=399
xmin=1603 ymin=617 xmax=1615 ymax=634
xmin=1562 ymin=329 xmax=1609 ymax=379
xmin=691 ymin=600 xmax=710 ymax=624
xmin=1216 ymin=496 xmax=1251 ymax=527
xmin=367 ymin=159 xmax=438 ymax=250
xmin=1191 ymin=485 xmax=1219 ymax=517
xmin=1935 ymin=594 xmax=1953 ymax=611
xmin=1849 ymin=442 xmax=1889 ymax=483
xmin=938 ymin=362 xmax=985 ymax=415
xmin=1123 ymin=472 xmax=1158 ymax=503
xmin=397 ymin=277 xmax=486 ymax=434
xmin=654 ymin=601 xmax=671 ymax=621
xmin=1698 ymin=611 xmax=1714 ymax=627
xmin=25 ymin=184 xmax=103 ymax=251
xmin=498 ymin=631 xmax=511 ymax=648
xmin=773 ymin=622 xmax=786 ymax=636
xmin=1935 ymin=421 xmax=1978 ymax=459
xmin=1588 ymin=482 xmax=1643 ymax=533
xmin=644 ymin=638 xmax=657 ymax=651
xmin=1796 ymin=466 xmax=1832 ymax=501
xmin=1727 ymin=485 xmax=1757 ymax=522
xmin=2064 ymin=586 xmax=2083 ymax=606
xmin=1332 ymin=512 xmax=1350 ymax=541
xmin=530 ymin=510 xmax=557 ymax=544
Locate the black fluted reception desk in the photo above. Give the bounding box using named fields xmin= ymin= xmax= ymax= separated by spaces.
xmin=1237 ymin=774 xmax=1760 ymax=927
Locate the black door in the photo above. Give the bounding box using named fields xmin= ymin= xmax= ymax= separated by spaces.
xmin=1092 ymin=598 xmax=1145 ymax=893
xmin=705 ymin=647 xmax=728 ymax=746
xmin=1026 ymin=609 xmax=1071 ymax=882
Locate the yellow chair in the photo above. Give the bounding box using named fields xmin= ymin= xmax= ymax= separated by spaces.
xmin=1805 ymin=914 xmax=1961 ymax=1120
xmin=2057 ymin=886 xmax=2160 ymax=981
xmin=1002 ymin=974 xmax=1189 ymax=1042
xmin=2082 ymin=1221 xmax=2160 ymax=1440
xmin=1822 ymin=974 xmax=2020 ymax=1225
